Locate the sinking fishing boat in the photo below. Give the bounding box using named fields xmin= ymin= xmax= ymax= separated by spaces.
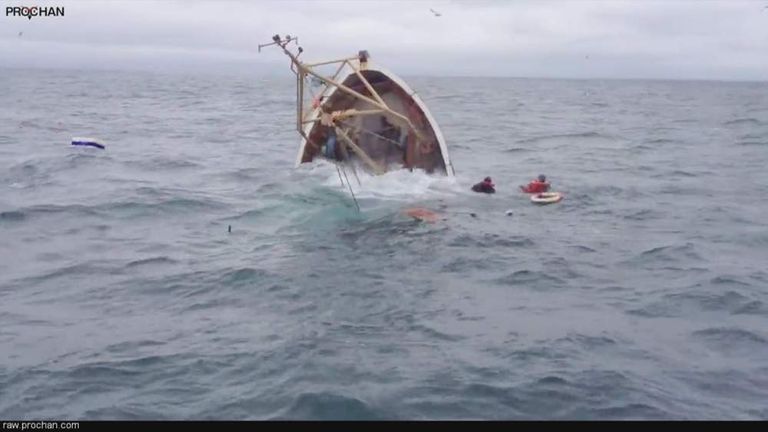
xmin=260 ymin=35 xmax=454 ymax=177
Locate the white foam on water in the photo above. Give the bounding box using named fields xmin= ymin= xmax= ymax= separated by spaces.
xmin=304 ymin=160 xmax=461 ymax=202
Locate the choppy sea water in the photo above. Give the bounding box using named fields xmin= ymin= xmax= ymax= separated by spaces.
xmin=1 ymin=68 xmax=767 ymax=420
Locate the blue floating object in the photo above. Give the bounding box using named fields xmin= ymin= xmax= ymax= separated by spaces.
xmin=71 ymin=137 xmax=105 ymax=150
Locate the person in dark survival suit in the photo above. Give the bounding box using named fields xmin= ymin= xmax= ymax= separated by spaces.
xmin=471 ymin=177 xmax=496 ymax=194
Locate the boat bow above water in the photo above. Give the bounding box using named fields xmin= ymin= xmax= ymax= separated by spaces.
xmin=260 ymin=34 xmax=455 ymax=177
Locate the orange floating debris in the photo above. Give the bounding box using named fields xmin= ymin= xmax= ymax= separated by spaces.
xmin=403 ymin=208 xmax=439 ymax=223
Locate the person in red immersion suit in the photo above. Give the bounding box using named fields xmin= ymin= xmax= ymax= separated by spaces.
xmin=520 ymin=174 xmax=550 ymax=193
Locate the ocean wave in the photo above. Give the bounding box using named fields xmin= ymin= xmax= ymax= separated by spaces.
xmin=628 ymin=144 xmax=653 ymax=153
xmin=4 ymin=152 xmax=110 ymax=188
xmin=495 ymin=269 xmax=566 ymax=288
xmin=515 ymin=131 xmax=614 ymax=145
xmin=429 ymin=94 xmax=464 ymax=102
xmin=440 ymin=257 xmax=500 ymax=273
xmin=126 ymin=256 xmax=178 ymax=268
xmin=81 ymin=406 xmax=167 ymax=420
xmin=54 ymin=356 xmax=159 ymax=380
xmin=723 ymin=118 xmax=761 ymax=127
xmin=536 ymin=375 xmax=570 ymax=386
xmin=11 ymin=262 xmax=120 ymax=287
xmin=217 ymin=267 xmax=272 ymax=286
xmin=569 ymin=245 xmax=597 ymax=253
xmin=584 ymin=185 xmax=624 ymax=196
xmin=710 ymin=276 xmax=752 ymax=287
xmin=0 ymin=204 xmax=100 ymax=220
xmin=630 ymin=243 xmax=703 ymax=265
xmin=224 ymin=168 xmax=262 ymax=182
xmin=560 ymin=333 xmax=618 ymax=349
xmin=588 ymin=403 xmax=672 ymax=420
xmin=3 ymin=161 xmax=51 ymax=186
xmin=63 ymin=151 xmax=110 ymax=166
xmin=134 ymin=267 xmax=277 ymax=300
xmin=270 ymin=392 xmax=381 ymax=420
xmin=739 ymin=133 xmax=763 ymax=141
xmin=732 ymin=301 xmax=768 ymax=316
xmin=409 ymin=324 xmax=465 ymax=342
xmin=126 ymin=157 xmax=202 ymax=170
xmin=228 ymin=208 xmax=267 ymax=220
xmin=644 ymin=138 xmax=677 ymax=145
xmin=0 ymin=210 xmax=26 ymax=222
xmin=667 ymin=370 xmax=768 ymax=418
xmin=104 ymin=197 xmax=227 ymax=217
xmin=692 ymin=327 xmax=768 ymax=350
xmin=622 ymin=208 xmax=662 ymax=221
xmin=104 ymin=339 xmax=166 ymax=354
xmin=629 ymin=288 xmax=766 ymax=318
xmin=3 ymin=197 xmax=225 ymax=222
xmin=504 ymin=147 xmax=531 ymax=153
xmin=32 ymin=354 xmax=196 ymax=413
xmin=181 ymin=296 xmax=246 ymax=312
xmin=510 ymin=370 xmax=674 ymax=420
xmin=671 ymin=118 xmax=698 ymax=124
xmin=448 ymin=233 xmax=534 ymax=248
xmin=665 ymin=170 xmax=699 ymax=178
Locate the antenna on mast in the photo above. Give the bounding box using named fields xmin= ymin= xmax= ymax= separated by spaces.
xmin=258 ymin=34 xmax=299 ymax=53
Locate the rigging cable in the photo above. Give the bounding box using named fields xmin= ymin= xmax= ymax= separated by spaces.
xmin=338 ymin=164 xmax=361 ymax=213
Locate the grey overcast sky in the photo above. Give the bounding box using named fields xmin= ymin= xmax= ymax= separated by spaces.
xmin=1 ymin=0 xmax=767 ymax=80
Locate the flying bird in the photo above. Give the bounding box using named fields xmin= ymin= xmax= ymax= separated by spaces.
xmin=18 ymin=31 xmax=23 ymax=37
xmin=430 ymin=8 xmax=442 ymax=17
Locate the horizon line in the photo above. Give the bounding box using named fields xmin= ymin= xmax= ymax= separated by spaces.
xmin=2 ymin=64 xmax=767 ymax=85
